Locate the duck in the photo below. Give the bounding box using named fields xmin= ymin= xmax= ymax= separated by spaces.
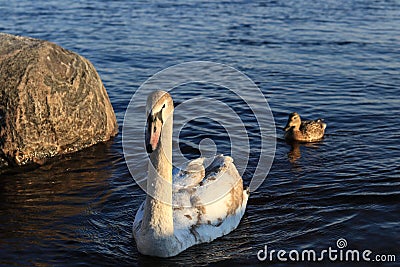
xmin=133 ymin=90 xmax=249 ymax=258
xmin=284 ymin=112 xmax=326 ymax=142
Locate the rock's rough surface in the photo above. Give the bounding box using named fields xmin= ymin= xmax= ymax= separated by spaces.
xmin=0 ymin=33 xmax=118 ymax=167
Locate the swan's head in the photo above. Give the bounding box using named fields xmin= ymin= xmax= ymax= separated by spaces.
xmin=284 ymin=112 xmax=301 ymax=131
xmin=145 ymin=90 xmax=174 ymax=153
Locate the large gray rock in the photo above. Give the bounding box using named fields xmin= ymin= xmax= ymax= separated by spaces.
xmin=0 ymin=33 xmax=118 ymax=168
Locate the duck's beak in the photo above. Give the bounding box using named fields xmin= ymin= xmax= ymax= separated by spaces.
xmin=145 ymin=111 xmax=162 ymax=153
xmin=283 ymin=122 xmax=291 ymax=131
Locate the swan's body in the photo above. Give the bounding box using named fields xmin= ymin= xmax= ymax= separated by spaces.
xmin=133 ymin=91 xmax=249 ymax=258
xmin=284 ymin=112 xmax=326 ymax=142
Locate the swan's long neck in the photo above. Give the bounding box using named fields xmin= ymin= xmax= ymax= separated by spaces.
xmin=141 ymin=114 xmax=173 ymax=238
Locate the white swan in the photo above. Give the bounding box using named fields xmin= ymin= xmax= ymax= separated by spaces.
xmin=133 ymin=90 xmax=249 ymax=258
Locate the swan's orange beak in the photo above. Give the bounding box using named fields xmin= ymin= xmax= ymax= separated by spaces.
xmin=145 ymin=111 xmax=162 ymax=153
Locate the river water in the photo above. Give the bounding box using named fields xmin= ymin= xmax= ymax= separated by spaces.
xmin=0 ymin=0 xmax=399 ymax=266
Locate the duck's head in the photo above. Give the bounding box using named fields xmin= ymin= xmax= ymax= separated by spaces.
xmin=145 ymin=90 xmax=174 ymax=153
xmin=284 ymin=112 xmax=301 ymax=131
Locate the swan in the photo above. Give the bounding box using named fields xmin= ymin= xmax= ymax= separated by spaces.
xmin=284 ymin=112 xmax=326 ymax=142
xmin=133 ymin=90 xmax=249 ymax=258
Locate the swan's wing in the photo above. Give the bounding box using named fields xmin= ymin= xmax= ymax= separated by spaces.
xmin=172 ymin=154 xmax=249 ymax=244
xmin=193 ymin=154 xmax=246 ymax=223
xmin=173 ymin=158 xmax=205 ymax=189
xmin=173 ymin=154 xmax=236 ymax=189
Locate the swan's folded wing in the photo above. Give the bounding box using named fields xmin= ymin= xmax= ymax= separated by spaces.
xmin=173 ymin=158 xmax=205 ymax=190
xmin=173 ymin=154 xmax=235 ymax=189
xmin=173 ymin=155 xmax=248 ymax=242
xmin=194 ymin=155 xmax=245 ymax=224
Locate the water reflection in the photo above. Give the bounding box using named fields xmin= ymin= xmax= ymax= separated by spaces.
xmin=0 ymin=141 xmax=119 ymax=263
xmin=286 ymin=141 xmax=325 ymax=164
xmin=287 ymin=142 xmax=301 ymax=163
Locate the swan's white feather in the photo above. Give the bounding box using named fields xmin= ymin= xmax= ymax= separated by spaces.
xmin=133 ymin=154 xmax=249 ymax=256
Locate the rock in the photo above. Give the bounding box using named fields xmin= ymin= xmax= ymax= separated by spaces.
xmin=0 ymin=33 xmax=118 ymax=167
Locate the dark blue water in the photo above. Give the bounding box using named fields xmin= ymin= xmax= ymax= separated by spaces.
xmin=1 ymin=0 xmax=399 ymax=266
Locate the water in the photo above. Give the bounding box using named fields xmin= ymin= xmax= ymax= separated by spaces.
xmin=1 ymin=0 xmax=399 ymax=265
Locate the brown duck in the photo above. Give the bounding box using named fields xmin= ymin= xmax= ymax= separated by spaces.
xmin=284 ymin=112 xmax=326 ymax=142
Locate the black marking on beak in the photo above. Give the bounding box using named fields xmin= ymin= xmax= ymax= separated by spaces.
xmin=145 ymin=109 xmax=164 ymax=154
xmin=145 ymin=114 xmax=152 ymax=153
xmin=156 ymin=109 xmax=163 ymax=124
